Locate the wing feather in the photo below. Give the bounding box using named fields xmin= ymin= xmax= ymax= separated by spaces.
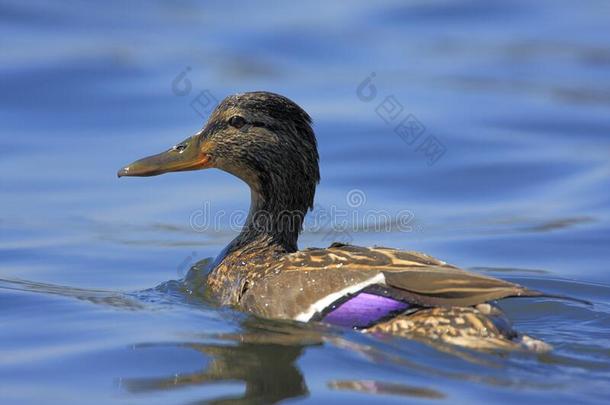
xmin=239 ymin=244 xmax=549 ymax=319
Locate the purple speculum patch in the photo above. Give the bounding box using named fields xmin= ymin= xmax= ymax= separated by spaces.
xmin=320 ymin=292 xmax=411 ymax=328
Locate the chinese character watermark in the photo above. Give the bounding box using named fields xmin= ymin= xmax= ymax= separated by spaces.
xmin=172 ymin=66 xmax=219 ymax=119
xmin=356 ymin=72 xmax=447 ymax=166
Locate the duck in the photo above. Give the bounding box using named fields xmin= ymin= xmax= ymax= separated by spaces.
xmin=118 ymin=91 xmax=580 ymax=352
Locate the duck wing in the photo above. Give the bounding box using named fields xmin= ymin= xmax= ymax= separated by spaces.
xmin=239 ymin=244 xmax=545 ymax=321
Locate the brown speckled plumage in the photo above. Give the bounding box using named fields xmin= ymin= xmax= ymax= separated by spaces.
xmin=236 ymin=244 xmax=542 ymax=320
xmin=119 ymin=91 xmax=561 ymax=352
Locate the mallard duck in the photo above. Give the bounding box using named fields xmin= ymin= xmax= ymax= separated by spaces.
xmin=118 ymin=91 xmax=578 ymax=351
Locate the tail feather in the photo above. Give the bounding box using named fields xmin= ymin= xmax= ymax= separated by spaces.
xmin=381 ymin=269 xmax=591 ymax=307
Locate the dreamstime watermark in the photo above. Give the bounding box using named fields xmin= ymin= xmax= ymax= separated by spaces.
xmin=356 ymin=72 xmax=447 ymax=166
xmin=171 ymin=66 xmax=219 ymax=118
xmin=188 ymin=189 xmax=416 ymax=236
xmin=311 ymin=202 xmax=354 ymax=244
xmin=175 ymin=190 xmax=417 ymax=277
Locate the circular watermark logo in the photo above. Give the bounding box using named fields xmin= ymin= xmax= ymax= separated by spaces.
xmin=346 ymin=189 xmax=367 ymax=208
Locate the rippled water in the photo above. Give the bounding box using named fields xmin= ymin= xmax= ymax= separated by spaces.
xmin=1 ymin=1 xmax=610 ymax=403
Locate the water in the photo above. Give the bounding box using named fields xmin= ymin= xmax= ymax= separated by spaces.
xmin=1 ymin=0 xmax=610 ymax=403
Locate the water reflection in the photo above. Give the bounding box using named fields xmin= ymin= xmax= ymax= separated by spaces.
xmin=121 ymin=318 xmax=453 ymax=404
xmin=125 ymin=341 xmax=309 ymax=404
xmin=1 ymin=271 xmax=609 ymax=403
xmin=328 ymin=380 xmax=445 ymax=399
xmin=123 ymin=319 xmax=320 ymax=404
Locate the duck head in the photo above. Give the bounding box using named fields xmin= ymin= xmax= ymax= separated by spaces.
xmin=118 ymin=91 xmax=320 ymax=251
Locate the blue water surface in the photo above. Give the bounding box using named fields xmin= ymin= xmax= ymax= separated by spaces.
xmin=1 ymin=1 xmax=610 ymax=403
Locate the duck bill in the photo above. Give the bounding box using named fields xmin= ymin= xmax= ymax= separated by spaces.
xmin=117 ymin=136 xmax=212 ymax=177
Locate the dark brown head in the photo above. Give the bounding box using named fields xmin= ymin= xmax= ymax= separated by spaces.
xmin=118 ymin=91 xmax=320 ymax=251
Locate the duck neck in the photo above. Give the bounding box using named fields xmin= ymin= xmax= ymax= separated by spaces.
xmin=227 ymin=185 xmax=308 ymax=255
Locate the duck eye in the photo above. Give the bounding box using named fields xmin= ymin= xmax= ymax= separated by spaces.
xmin=229 ymin=116 xmax=247 ymax=129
